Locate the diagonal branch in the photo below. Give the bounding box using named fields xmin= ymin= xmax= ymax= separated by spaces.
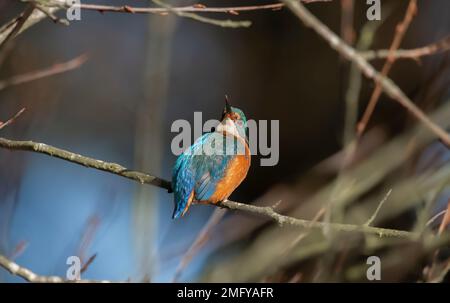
xmin=0 ymin=3 xmax=62 ymax=46
xmin=281 ymin=0 xmax=450 ymax=147
xmin=0 ymin=4 xmax=35 ymax=50
xmin=0 ymin=4 xmax=35 ymax=66
xmin=0 ymin=137 xmax=415 ymax=239
xmin=0 ymin=108 xmax=26 ymax=131
xmin=0 ymin=53 xmax=88 ymax=91
xmin=360 ymin=35 xmax=450 ymax=61
xmin=357 ymin=0 xmax=417 ymax=136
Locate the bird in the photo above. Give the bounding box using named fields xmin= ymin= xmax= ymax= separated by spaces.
xmin=171 ymin=97 xmax=251 ymax=219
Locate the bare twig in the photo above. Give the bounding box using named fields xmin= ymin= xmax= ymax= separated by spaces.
xmin=281 ymin=0 xmax=450 ymax=147
xmin=0 ymin=137 xmax=172 ymax=191
xmin=0 ymin=54 xmax=88 ymax=91
xmin=0 ymin=137 xmax=415 ymax=238
xmin=361 ymin=35 xmax=450 ymax=61
xmin=426 ymin=210 xmax=447 ymax=227
xmin=64 ymin=1 xmax=331 ymax=15
xmin=340 ymin=0 xmax=354 ymax=46
xmin=0 ymin=4 xmax=35 ymax=65
xmin=284 ymin=207 xmax=326 ymax=253
xmin=364 ymin=189 xmax=392 ymax=226
xmin=0 ymin=254 xmax=109 ymax=283
xmin=357 ymin=0 xmax=418 ymax=136
xmin=0 ymin=5 xmax=34 ymax=50
xmin=80 ymin=253 xmax=97 ymax=275
xmin=151 ymin=0 xmax=251 ymax=28
xmin=0 ymin=108 xmax=26 ymax=131
xmin=438 ymin=199 xmax=450 ymax=235
xmin=0 ymin=3 xmax=62 ymax=46
xmin=9 ymin=240 xmax=29 ymax=261
xmin=33 ymin=3 xmax=69 ymax=26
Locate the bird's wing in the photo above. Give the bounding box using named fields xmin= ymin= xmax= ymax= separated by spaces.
xmin=172 ymin=153 xmax=196 ymax=219
xmin=191 ymin=133 xmax=237 ymax=201
xmin=172 ymin=132 xmax=245 ymax=217
xmin=171 ymin=133 xmax=224 ymax=217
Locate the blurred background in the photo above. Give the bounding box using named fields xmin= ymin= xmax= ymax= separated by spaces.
xmin=0 ymin=0 xmax=449 ymax=282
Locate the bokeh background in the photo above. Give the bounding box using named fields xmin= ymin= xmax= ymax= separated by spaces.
xmin=0 ymin=0 xmax=449 ymax=282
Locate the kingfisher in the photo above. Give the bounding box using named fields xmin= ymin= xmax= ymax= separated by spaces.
xmin=171 ymin=97 xmax=251 ymax=219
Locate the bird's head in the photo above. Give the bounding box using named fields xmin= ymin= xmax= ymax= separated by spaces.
xmin=217 ymin=96 xmax=248 ymax=139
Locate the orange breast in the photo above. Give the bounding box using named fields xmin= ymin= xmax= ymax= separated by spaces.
xmin=207 ymin=139 xmax=251 ymax=203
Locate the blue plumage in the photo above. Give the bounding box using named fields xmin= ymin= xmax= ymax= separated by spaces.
xmin=172 ymin=132 xmax=235 ymax=218
xmin=171 ymin=104 xmax=250 ymax=219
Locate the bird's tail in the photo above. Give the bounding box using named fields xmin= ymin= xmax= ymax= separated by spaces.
xmin=172 ymin=191 xmax=194 ymax=219
xmin=172 ymin=203 xmax=185 ymax=219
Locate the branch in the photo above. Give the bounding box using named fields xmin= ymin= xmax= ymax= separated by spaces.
xmin=0 ymin=4 xmax=35 ymax=66
xmin=0 ymin=4 xmax=35 ymax=50
xmin=281 ymin=0 xmax=450 ymax=147
xmin=33 ymin=2 xmax=69 ymax=26
xmin=0 ymin=2 xmax=62 ymax=45
xmin=219 ymin=200 xmax=413 ymax=238
xmin=360 ymin=35 xmax=450 ymax=61
xmin=0 ymin=137 xmax=416 ymax=239
xmin=357 ymin=0 xmax=417 ymax=136
xmin=0 ymin=53 xmax=88 ymax=91
xmin=151 ymin=0 xmax=250 ymax=28
xmin=0 ymin=254 xmax=109 ymax=283
xmin=67 ymin=1 xmax=331 ymax=15
xmin=0 ymin=108 xmax=26 ymax=131
xmin=0 ymin=137 xmax=172 ymax=191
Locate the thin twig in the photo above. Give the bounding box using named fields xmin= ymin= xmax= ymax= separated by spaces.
xmin=151 ymin=0 xmax=251 ymax=28
xmin=0 ymin=5 xmax=34 ymax=50
xmin=0 ymin=4 xmax=35 ymax=65
xmin=361 ymin=35 xmax=450 ymax=60
xmin=438 ymin=199 xmax=450 ymax=235
xmin=281 ymin=0 xmax=450 ymax=147
xmin=426 ymin=210 xmax=447 ymax=227
xmin=0 ymin=137 xmax=415 ymax=238
xmin=80 ymin=253 xmax=97 ymax=275
xmin=364 ymin=189 xmax=392 ymax=226
xmin=357 ymin=0 xmax=418 ymax=136
xmin=0 ymin=254 xmax=109 ymax=283
xmin=0 ymin=53 xmax=88 ymax=91
xmin=33 ymin=3 xmax=69 ymax=25
xmin=0 ymin=108 xmax=26 ymax=131
xmin=64 ymin=0 xmax=331 ymax=15
xmin=0 ymin=3 xmax=62 ymax=46
xmin=340 ymin=0 xmax=354 ymax=46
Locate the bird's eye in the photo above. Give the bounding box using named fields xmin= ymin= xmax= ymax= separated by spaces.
xmin=211 ymin=127 xmax=216 ymax=132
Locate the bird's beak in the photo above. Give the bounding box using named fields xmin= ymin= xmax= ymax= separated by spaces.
xmin=225 ymin=95 xmax=232 ymax=114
